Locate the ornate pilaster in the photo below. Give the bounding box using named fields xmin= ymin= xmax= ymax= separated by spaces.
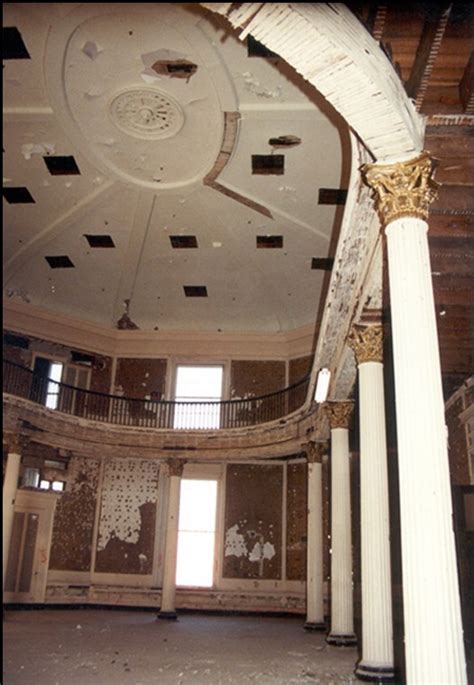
xmin=326 ymin=401 xmax=356 ymax=646
xmin=167 ymin=458 xmax=185 ymax=478
xmin=362 ymin=153 xmax=467 ymax=683
xmin=158 ymin=458 xmax=186 ymax=619
xmin=348 ymin=324 xmax=383 ymax=365
xmin=349 ymin=325 xmax=394 ymax=681
xmin=362 ymin=151 xmax=439 ymax=225
xmin=303 ymin=441 xmax=327 ymax=631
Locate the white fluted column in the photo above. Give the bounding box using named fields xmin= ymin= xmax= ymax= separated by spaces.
xmin=304 ymin=441 xmax=326 ymax=631
xmin=158 ymin=459 xmax=184 ymax=619
xmin=364 ymin=153 xmax=467 ymax=684
xmin=3 ymin=434 xmax=24 ymax=590
xmin=325 ymin=402 xmax=357 ymax=646
xmin=349 ymin=325 xmax=394 ymax=681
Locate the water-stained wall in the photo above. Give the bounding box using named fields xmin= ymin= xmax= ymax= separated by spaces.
xmin=230 ymin=360 xmax=286 ymax=399
xmin=223 ymin=463 xmax=283 ymax=580
xmin=286 ymin=461 xmax=307 ymax=580
xmin=49 ymin=456 xmax=101 ymax=571
xmin=95 ymin=458 xmax=159 ymax=574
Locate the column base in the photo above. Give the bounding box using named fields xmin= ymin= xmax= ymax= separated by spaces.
xmin=304 ymin=621 xmax=326 ymax=631
xmin=157 ymin=611 xmax=178 ymax=620
xmin=355 ymin=663 xmax=395 ymax=682
xmin=326 ymin=632 xmax=357 ymax=646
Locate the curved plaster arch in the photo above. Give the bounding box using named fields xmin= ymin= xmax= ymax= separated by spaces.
xmin=200 ymin=2 xmax=424 ymax=163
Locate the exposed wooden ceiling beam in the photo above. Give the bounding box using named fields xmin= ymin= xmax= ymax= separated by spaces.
xmin=406 ymin=3 xmax=452 ymax=110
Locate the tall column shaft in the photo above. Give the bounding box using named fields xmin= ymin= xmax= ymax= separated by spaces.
xmin=3 ymin=449 xmax=22 ymax=590
xmin=385 ymin=217 xmax=466 ymax=684
xmin=159 ymin=460 xmax=184 ymax=619
xmin=357 ymin=359 xmax=394 ymax=679
xmin=305 ymin=442 xmax=325 ymax=629
xmin=326 ymin=412 xmax=356 ymax=645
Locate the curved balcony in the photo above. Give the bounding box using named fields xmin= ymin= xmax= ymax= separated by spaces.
xmin=3 ymin=359 xmax=311 ymax=431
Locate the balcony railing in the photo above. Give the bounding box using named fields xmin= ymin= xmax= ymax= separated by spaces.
xmin=3 ymin=359 xmax=310 ymax=430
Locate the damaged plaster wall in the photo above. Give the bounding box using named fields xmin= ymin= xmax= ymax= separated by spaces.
xmin=49 ymin=456 xmax=101 ymax=572
xmin=223 ymin=463 xmax=283 ymax=580
xmin=230 ymin=360 xmax=286 ymax=399
xmin=95 ymin=458 xmax=159 ymax=575
xmin=286 ymin=461 xmax=307 ymax=580
xmin=289 ymin=356 xmax=312 ymax=385
xmin=115 ymin=358 xmax=167 ymax=399
xmin=2 ymin=329 xmax=113 ymax=393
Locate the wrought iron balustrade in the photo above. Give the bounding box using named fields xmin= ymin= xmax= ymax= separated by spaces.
xmin=3 ymin=359 xmax=310 ymax=430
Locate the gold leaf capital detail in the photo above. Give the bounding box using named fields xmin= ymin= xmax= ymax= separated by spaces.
xmin=348 ymin=324 xmax=383 ymax=364
xmin=362 ymin=151 xmax=439 ymax=225
xmin=325 ymin=401 xmax=354 ymax=429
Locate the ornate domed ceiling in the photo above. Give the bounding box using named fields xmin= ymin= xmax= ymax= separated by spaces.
xmin=3 ymin=2 xmax=346 ymax=334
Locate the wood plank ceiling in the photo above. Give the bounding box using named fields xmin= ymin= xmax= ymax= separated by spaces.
xmin=351 ymin=1 xmax=473 ymax=399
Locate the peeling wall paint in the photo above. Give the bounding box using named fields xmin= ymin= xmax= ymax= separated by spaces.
xmin=230 ymin=360 xmax=286 ymax=400
xmin=95 ymin=458 xmax=159 ymax=574
xmin=286 ymin=461 xmax=307 ymax=580
xmin=223 ymin=464 xmax=283 ymax=580
xmin=49 ymin=456 xmax=100 ymax=571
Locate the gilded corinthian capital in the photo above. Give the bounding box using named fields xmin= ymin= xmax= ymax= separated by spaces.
xmin=167 ymin=458 xmax=185 ymax=477
xmin=303 ymin=441 xmax=327 ymax=464
xmin=325 ymin=401 xmax=354 ymax=430
xmin=348 ymin=324 xmax=383 ymax=364
xmin=362 ymin=151 xmax=439 ymax=225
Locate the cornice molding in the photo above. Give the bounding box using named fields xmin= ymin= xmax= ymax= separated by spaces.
xmin=3 ymin=300 xmax=316 ymax=361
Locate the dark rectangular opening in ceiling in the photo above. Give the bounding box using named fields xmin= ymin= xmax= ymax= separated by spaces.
xmin=84 ymin=234 xmax=115 ymax=248
xmin=3 ymin=187 xmax=35 ymax=204
xmin=45 ymin=256 xmax=75 ymax=269
xmin=2 ymin=27 xmax=30 ymax=59
xmin=257 ymin=235 xmax=283 ymax=249
xmin=170 ymin=235 xmax=198 ymax=248
xmin=184 ymin=286 xmax=208 ymax=297
xmin=252 ymin=155 xmax=284 ymax=175
xmin=311 ymin=257 xmax=335 ymax=270
xmin=43 ymin=156 xmax=81 ymax=176
xmin=247 ymin=35 xmax=279 ymax=59
xmin=318 ymin=188 xmax=348 ymax=205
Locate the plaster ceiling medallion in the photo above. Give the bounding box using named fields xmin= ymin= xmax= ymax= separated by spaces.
xmin=109 ymin=87 xmax=185 ymax=140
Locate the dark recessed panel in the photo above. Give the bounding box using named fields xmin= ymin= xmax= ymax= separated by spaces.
xmin=3 ymin=333 xmax=30 ymax=349
xmin=170 ymin=235 xmax=198 ymax=248
xmin=84 ymin=234 xmax=115 ymax=248
xmin=257 ymin=235 xmax=283 ymax=249
xmin=71 ymin=351 xmax=95 ymax=364
xmin=45 ymin=256 xmax=75 ymax=269
xmin=247 ymin=35 xmax=279 ymax=59
xmin=318 ymin=188 xmax=348 ymax=205
xmin=183 ymin=285 xmax=208 ymax=297
xmin=252 ymin=155 xmax=284 ymax=175
xmin=44 ymin=156 xmax=81 ymax=176
xmin=311 ymin=257 xmax=335 ymax=270
xmin=2 ymin=27 xmax=30 ymax=59
xmin=3 ymin=187 xmax=35 ymax=204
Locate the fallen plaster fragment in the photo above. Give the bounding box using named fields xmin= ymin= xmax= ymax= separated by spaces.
xmin=82 ymin=41 xmax=103 ymax=60
xmin=21 ymin=142 xmax=56 ymax=160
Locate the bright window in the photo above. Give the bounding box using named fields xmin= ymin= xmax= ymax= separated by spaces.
xmin=176 ymin=479 xmax=218 ymax=587
xmin=173 ymin=365 xmax=223 ymax=429
xmin=45 ymin=362 xmax=63 ymax=409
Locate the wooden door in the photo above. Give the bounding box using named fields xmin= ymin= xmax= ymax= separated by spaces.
xmin=3 ymin=490 xmax=58 ymax=603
